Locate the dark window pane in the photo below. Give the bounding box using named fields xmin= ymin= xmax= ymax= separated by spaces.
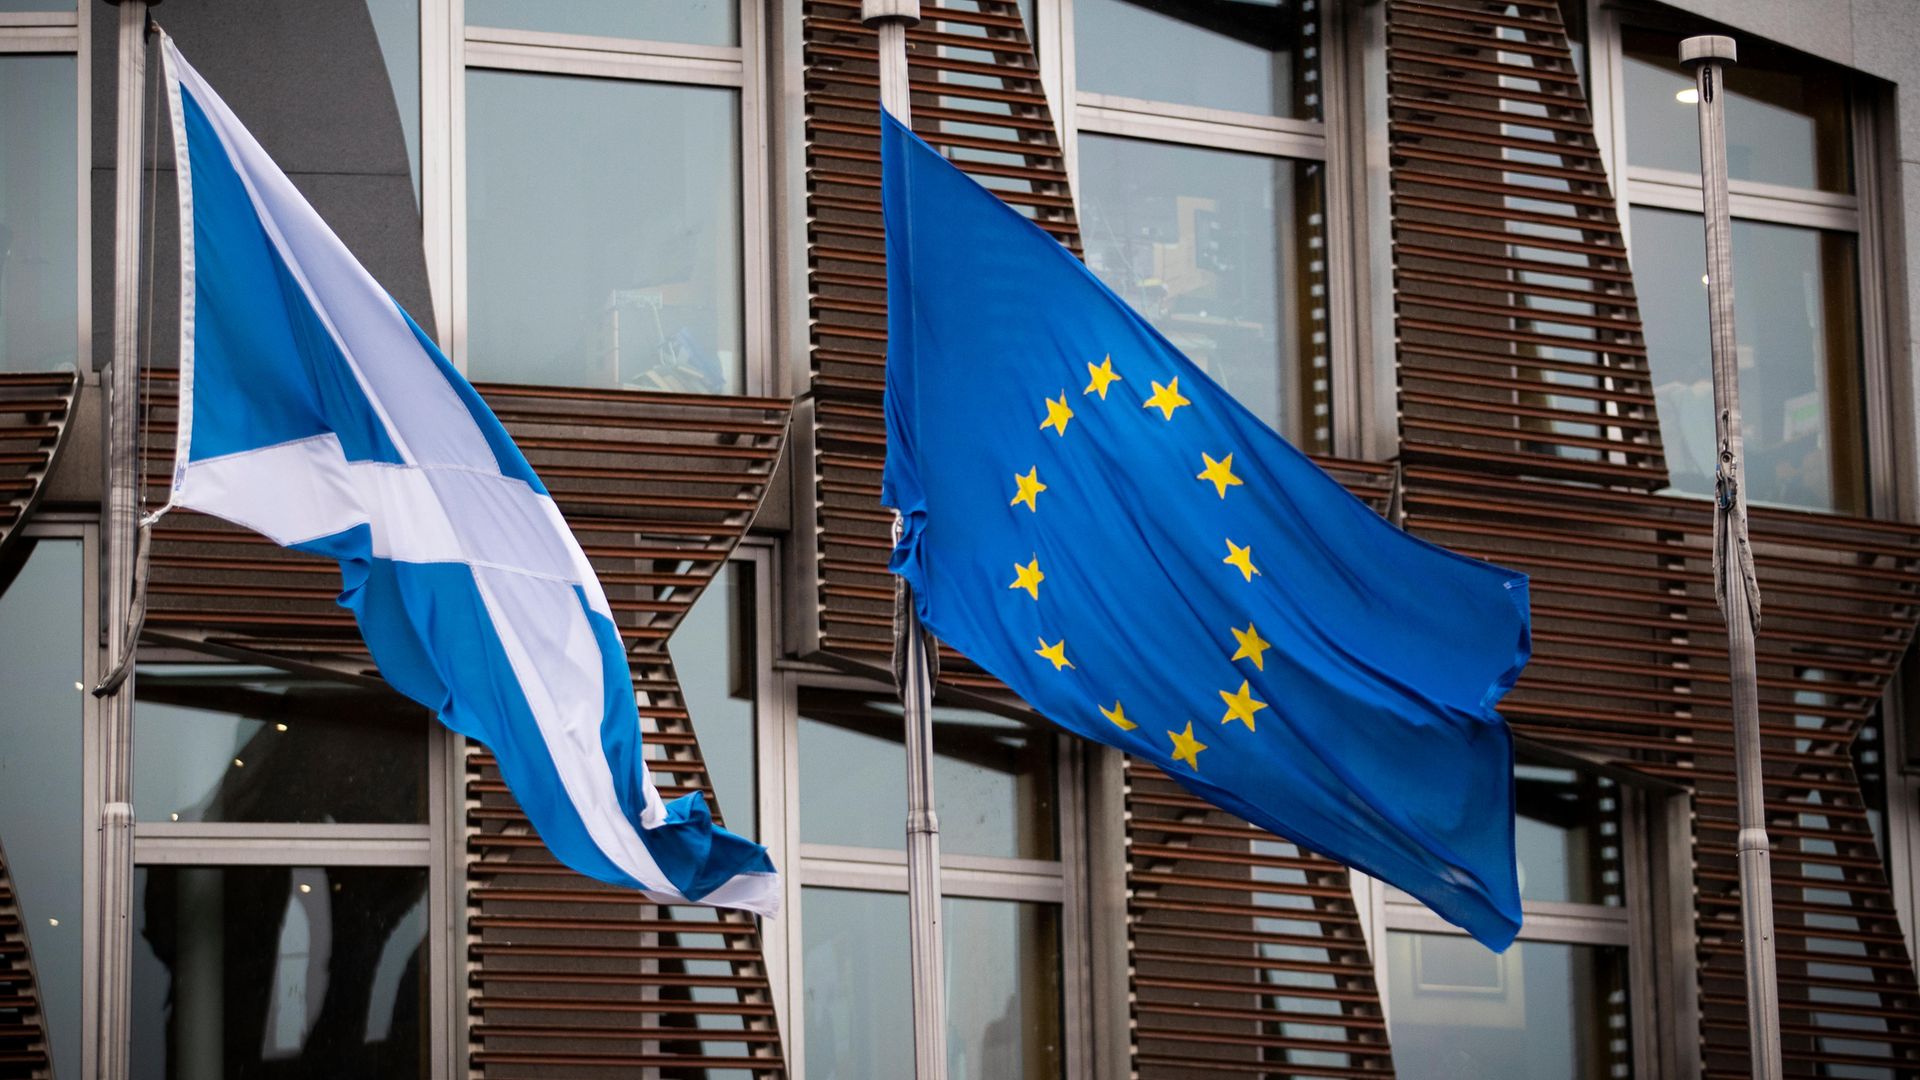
xmin=670 ymin=562 xmax=757 ymax=840
xmin=135 ymin=666 xmax=430 ymax=824
xmin=798 ymin=689 xmax=1058 ymax=860
xmin=365 ymin=0 xmax=420 ymax=204
xmin=1622 ymin=25 xmax=1851 ymax=193
xmin=1633 ymin=205 xmax=1865 ymax=513
xmin=0 ymin=53 xmax=79 ymax=372
xmin=465 ymin=0 xmax=736 ymax=47
xmin=0 ymin=540 xmax=84 ymax=1079
xmin=1386 ymin=934 xmax=1631 ymax=1079
xmin=803 ymin=889 xmax=1064 ymax=1078
xmin=131 ymin=866 xmax=428 ymax=1079
xmin=1075 ymin=0 xmax=1319 ymax=120
xmin=1514 ymin=765 xmax=1623 ymax=906
xmin=465 ymin=70 xmax=743 ymax=391
xmin=1079 ymin=135 xmax=1329 ymax=449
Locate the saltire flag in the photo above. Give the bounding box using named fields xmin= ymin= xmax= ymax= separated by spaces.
xmin=879 ymin=112 xmax=1530 ymax=948
xmin=155 ymin=36 xmax=778 ymax=914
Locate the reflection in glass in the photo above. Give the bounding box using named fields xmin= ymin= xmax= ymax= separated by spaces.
xmin=466 ymin=71 xmax=742 ymax=392
xmin=0 ymin=540 xmax=83 ymax=1079
xmin=0 ymin=54 xmax=79 ymax=372
xmin=803 ymin=889 xmax=1063 ymax=1079
xmin=1514 ymin=765 xmax=1622 ymax=906
xmin=1079 ymin=135 xmax=1328 ymax=448
xmin=1632 ymin=205 xmax=1864 ymax=513
xmin=670 ymin=561 xmax=757 ymax=839
xmin=466 ymin=0 xmax=737 ymax=47
xmin=1075 ymin=0 xmax=1317 ymax=120
xmin=364 ymin=0 xmax=420 ymax=204
xmin=131 ymin=866 xmax=428 ymax=1079
xmin=134 ymin=666 xmax=429 ymax=824
xmin=1386 ymin=933 xmax=1630 ymax=1079
xmin=798 ymin=689 xmax=1057 ymax=859
xmin=1622 ymin=25 xmax=1850 ymax=193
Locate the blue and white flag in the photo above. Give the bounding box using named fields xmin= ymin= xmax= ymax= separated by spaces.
xmin=881 ymin=113 xmax=1527 ymax=947
xmin=156 ymin=37 xmax=778 ymax=914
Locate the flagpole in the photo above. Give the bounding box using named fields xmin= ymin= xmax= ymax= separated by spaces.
xmin=1680 ymin=35 xmax=1783 ymax=1080
xmin=867 ymin=2 xmax=949 ymax=1077
xmin=98 ymin=4 xmax=151 ymax=1079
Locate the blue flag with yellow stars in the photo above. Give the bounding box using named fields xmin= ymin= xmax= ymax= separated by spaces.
xmin=878 ymin=111 xmax=1532 ymax=950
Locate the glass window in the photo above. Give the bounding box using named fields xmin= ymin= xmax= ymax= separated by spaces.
xmin=130 ymin=865 xmax=429 ymax=1079
xmin=802 ymin=888 xmax=1063 ymax=1078
xmin=0 ymin=53 xmax=79 ymax=372
xmin=1621 ymin=26 xmax=1851 ymax=193
xmin=465 ymin=0 xmax=737 ymax=48
xmin=364 ymin=0 xmax=420 ymax=204
xmin=464 ymin=70 xmax=742 ymax=392
xmin=134 ymin=666 xmax=429 ymax=825
xmin=1631 ymin=205 xmax=1865 ymax=514
xmin=1514 ymin=765 xmax=1624 ymax=906
xmin=798 ymin=689 xmax=1058 ymax=859
xmin=1078 ymin=135 xmax=1328 ymax=448
xmin=0 ymin=539 xmax=83 ymax=1079
xmin=670 ymin=561 xmax=758 ymax=840
xmin=1385 ymin=933 xmax=1631 ymax=1079
xmin=1074 ymin=0 xmax=1319 ymax=120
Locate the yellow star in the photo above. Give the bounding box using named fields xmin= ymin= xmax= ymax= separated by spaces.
xmin=1196 ymin=452 xmax=1243 ymax=499
xmin=1040 ymin=392 xmax=1074 ymax=436
xmin=1142 ymin=377 xmax=1191 ymax=421
xmin=1218 ymin=680 xmax=1269 ymax=731
xmin=1084 ymin=355 xmax=1122 ymax=399
xmin=1167 ymin=721 xmax=1206 ymax=770
xmin=1034 ymin=636 xmax=1073 ymax=670
xmin=1099 ymin=700 xmax=1137 ymax=731
xmin=1010 ymin=467 xmax=1047 ymax=512
xmin=1229 ymin=622 xmax=1271 ymax=670
xmin=1223 ymin=538 xmax=1260 ymax=581
xmin=1009 ymin=556 xmax=1045 ymax=600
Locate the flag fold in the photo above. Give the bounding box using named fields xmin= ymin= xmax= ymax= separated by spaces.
xmin=158 ymin=36 xmax=777 ymax=915
xmin=879 ymin=111 xmax=1527 ymax=948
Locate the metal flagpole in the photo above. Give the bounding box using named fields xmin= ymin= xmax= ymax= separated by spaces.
xmin=1680 ymin=34 xmax=1784 ymax=1080
xmin=97 ymin=4 xmax=152 ymax=1078
xmin=866 ymin=2 xmax=948 ymax=1077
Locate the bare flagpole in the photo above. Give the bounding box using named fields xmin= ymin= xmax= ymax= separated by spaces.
xmin=866 ymin=2 xmax=949 ymax=1078
xmin=1680 ymin=34 xmax=1784 ymax=1080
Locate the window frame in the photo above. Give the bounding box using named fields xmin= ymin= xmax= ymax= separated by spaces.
xmin=0 ymin=4 xmax=91 ymax=383
xmin=1030 ymin=0 xmax=1372 ymax=458
xmin=122 ymin=651 xmax=457 ymax=1077
xmin=424 ymin=0 xmax=773 ymax=395
xmin=1584 ymin=0 xmax=1899 ymax=519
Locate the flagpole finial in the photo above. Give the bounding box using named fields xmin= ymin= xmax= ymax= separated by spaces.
xmin=862 ymin=0 xmax=920 ymax=28
xmin=1678 ymin=34 xmax=1737 ymax=66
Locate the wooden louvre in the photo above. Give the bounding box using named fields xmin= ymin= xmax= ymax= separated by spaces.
xmin=1388 ymin=0 xmax=1667 ymax=488
xmin=0 ymin=838 xmax=50 ymax=1080
xmin=0 ymin=372 xmax=80 ymax=567
xmin=1386 ymin=1 xmax=1920 ymax=1076
xmin=136 ymin=375 xmax=792 ymax=1076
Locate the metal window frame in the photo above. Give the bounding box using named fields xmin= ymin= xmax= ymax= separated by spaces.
xmin=436 ymin=0 xmax=774 ymax=396
xmin=768 ymin=665 xmax=1090 ymax=1079
xmin=0 ymin=5 xmax=91 ymax=385
xmin=123 ymin=700 xmax=452 ymax=1077
xmin=1035 ymin=0 xmax=1367 ymax=458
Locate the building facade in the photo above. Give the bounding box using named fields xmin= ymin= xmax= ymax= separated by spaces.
xmin=2 ymin=0 xmax=1919 ymax=1077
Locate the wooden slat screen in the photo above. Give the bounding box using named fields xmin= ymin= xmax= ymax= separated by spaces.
xmin=0 ymin=372 xmax=79 ymax=567
xmin=1388 ymin=0 xmax=1667 ymax=488
xmin=0 ymin=837 xmax=50 ymax=1080
xmin=138 ymin=376 xmax=791 ymax=1077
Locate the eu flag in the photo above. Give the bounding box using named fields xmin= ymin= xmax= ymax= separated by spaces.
xmin=879 ymin=113 xmax=1531 ymax=949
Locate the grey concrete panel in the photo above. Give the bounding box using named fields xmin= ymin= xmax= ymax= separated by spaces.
xmin=1851 ymin=0 xmax=1920 ymax=160
xmin=1666 ymin=0 xmax=1857 ymax=69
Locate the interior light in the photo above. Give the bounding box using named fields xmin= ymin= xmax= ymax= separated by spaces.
xmin=1675 ymin=87 xmax=1700 ymax=105
xmin=232 ymin=757 xmax=244 ymax=768
xmin=275 ymin=722 xmax=289 ymax=732
xmin=169 ymin=813 xmax=179 ymax=821
xmin=299 ymin=884 xmax=312 ymax=894
xmin=48 ymin=918 xmax=58 ymax=927
xmin=1701 ymin=274 xmax=1711 ymax=286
